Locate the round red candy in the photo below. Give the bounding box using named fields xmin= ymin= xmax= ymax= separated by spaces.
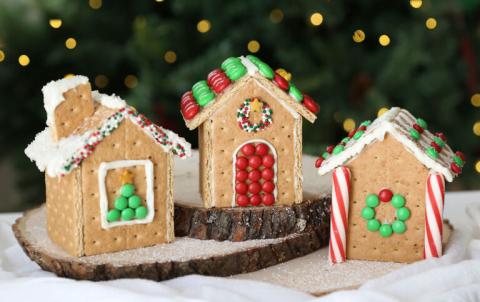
xmin=451 ymin=162 xmax=462 ymax=174
xmin=241 ymin=143 xmax=255 ymax=156
xmin=435 ymin=132 xmax=447 ymax=142
xmin=273 ymin=73 xmax=289 ymax=90
xmin=182 ymin=102 xmax=200 ymax=120
xmin=326 ymin=145 xmax=335 ymax=154
xmin=261 ymin=168 xmax=274 ymax=180
xmin=262 ymin=154 xmax=275 ymax=168
xmin=180 ymin=91 xmax=195 ymax=110
xmin=315 ymin=158 xmax=324 ymax=168
xmin=303 ymin=94 xmax=320 ymax=114
xmin=255 ymin=143 xmax=269 ymax=156
xmin=413 ymin=124 xmax=424 ymax=133
xmin=249 ymin=182 xmax=262 ymax=194
xmin=379 ymin=189 xmax=393 ymax=202
xmin=235 ymin=182 xmax=248 ymax=194
xmin=430 ymin=142 xmax=441 ymax=153
xmin=236 ymin=157 xmax=249 ymax=170
xmin=249 ymin=156 xmax=262 ymax=169
xmin=207 ymin=69 xmax=231 ymax=94
xmin=358 ymin=125 xmax=367 ymax=132
xmin=262 ymin=193 xmax=275 ymax=206
xmin=248 ymin=170 xmax=262 ymax=182
xmin=236 ymin=170 xmax=248 ymax=182
xmin=455 ymin=151 xmax=465 ymax=161
xmin=348 ymin=130 xmax=356 ymax=138
xmin=262 ymin=181 xmax=275 ymax=193
xmin=236 ymin=195 xmax=249 ymax=207
xmin=250 ymin=194 xmax=262 ymax=206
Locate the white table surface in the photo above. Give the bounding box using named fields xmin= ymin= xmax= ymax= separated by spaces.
xmin=1 ymin=191 xmax=480 ymax=302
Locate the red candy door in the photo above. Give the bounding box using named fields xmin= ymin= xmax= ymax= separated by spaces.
xmin=234 ymin=140 xmax=277 ymax=207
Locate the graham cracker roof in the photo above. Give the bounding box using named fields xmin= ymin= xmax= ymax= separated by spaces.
xmin=180 ymin=55 xmax=318 ymax=130
xmin=25 ymin=90 xmax=191 ymax=177
xmin=316 ymin=107 xmax=464 ymax=182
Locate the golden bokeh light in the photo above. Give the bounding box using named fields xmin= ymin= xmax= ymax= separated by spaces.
xmin=426 ymin=18 xmax=437 ymax=30
xmin=95 ymin=74 xmax=109 ymax=88
xmin=89 ymin=0 xmax=102 ymax=10
xmin=164 ymin=50 xmax=177 ymax=64
xmin=65 ymin=38 xmax=77 ymax=49
xmin=343 ymin=118 xmax=356 ymax=132
xmin=378 ymin=107 xmax=389 ymax=117
xmin=310 ymin=12 xmax=324 ymax=26
xmin=124 ymin=75 xmax=138 ymax=89
xmin=197 ymin=19 xmax=211 ymax=33
xmin=410 ymin=0 xmax=423 ymax=8
xmin=64 ymin=74 xmax=75 ymax=79
xmin=473 ymin=121 xmax=480 ymax=136
xmin=270 ymin=9 xmax=284 ymax=23
xmin=49 ymin=19 xmax=62 ymax=29
xmin=353 ymin=30 xmax=365 ymax=43
xmin=475 ymin=160 xmax=480 ymax=173
xmin=247 ymin=40 xmax=260 ymax=53
xmin=471 ymin=94 xmax=480 ymax=107
xmin=379 ymin=34 xmax=390 ymax=46
xmin=0 ymin=50 xmax=4 ymax=62
xmin=18 ymin=54 xmax=30 ymax=67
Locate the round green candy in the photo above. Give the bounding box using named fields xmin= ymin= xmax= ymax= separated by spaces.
xmin=333 ymin=145 xmax=344 ymax=155
xmin=361 ymin=207 xmax=375 ymax=220
xmin=433 ymin=137 xmax=445 ymax=148
xmin=453 ymin=155 xmax=464 ymax=167
xmin=409 ymin=128 xmax=420 ymax=140
xmin=246 ymin=55 xmax=261 ymax=65
xmin=341 ymin=137 xmax=350 ymax=144
xmin=196 ymin=91 xmax=215 ymax=106
xmin=114 ymin=196 xmax=128 ymax=210
xmin=225 ymin=64 xmax=247 ymax=81
xmin=416 ymin=118 xmax=428 ymax=129
xmin=128 ymin=195 xmax=142 ymax=209
xmin=121 ymin=208 xmax=135 ymax=221
xmin=221 ymin=57 xmax=241 ymax=71
xmin=426 ymin=147 xmax=439 ymax=159
xmin=322 ymin=152 xmax=330 ymax=159
xmin=289 ymin=85 xmax=303 ymax=102
xmin=392 ymin=220 xmax=406 ymax=234
xmin=367 ymin=219 xmax=381 ymax=231
xmin=353 ymin=130 xmax=364 ymax=140
xmin=391 ymin=194 xmax=405 ymax=209
xmin=365 ymin=194 xmax=380 ymax=208
xmin=360 ymin=120 xmax=372 ymax=127
xmin=135 ymin=206 xmax=148 ymax=219
xmin=379 ymin=224 xmax=393 ymax=238
xmin=396 ymin=207 xmax=411 ymax=221
xmin=257 ymin=62 xmax=275 ymax=79
xmin=107 ymin=209 xmax=121 ymax=222
xmin=120 ymin=184 xmax=135 ymax=198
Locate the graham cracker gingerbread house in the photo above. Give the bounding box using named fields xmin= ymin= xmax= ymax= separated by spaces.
xmin=25 ymin=76 xmax=191 ymax=257
xmin=316 ymin=107 xmax=464 ymax=263
xmin=180 ymin=55 xmax=320 ymax=208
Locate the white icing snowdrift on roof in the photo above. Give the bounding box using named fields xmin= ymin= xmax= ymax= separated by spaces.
xmin=317 ymin=107 xmax=457 ymax=182
xmin=42 ymin=75 xmax=89 ymax=126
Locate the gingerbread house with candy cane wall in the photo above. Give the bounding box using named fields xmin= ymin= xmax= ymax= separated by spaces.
xmin=180 ymin=55 xmax=320 ymax=208
xmin=316 ymin=107 xmax=464 ymax=263
xmin=25 ymin=76 xmax=191 ymax=257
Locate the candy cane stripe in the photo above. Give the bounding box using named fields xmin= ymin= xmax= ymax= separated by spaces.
xmin=424 ymin=172 xmax=445 ymax=259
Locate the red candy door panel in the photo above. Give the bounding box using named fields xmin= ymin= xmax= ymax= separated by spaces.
xmin=233 ymin=140 xmax=277 ymax=207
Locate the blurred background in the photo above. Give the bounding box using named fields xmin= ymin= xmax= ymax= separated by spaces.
xmin=0 ymin=0 xmax=479 ymax=212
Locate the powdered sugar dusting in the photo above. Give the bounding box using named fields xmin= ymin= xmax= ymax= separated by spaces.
xmin=92 ymin=90 xmax=126 ymax=109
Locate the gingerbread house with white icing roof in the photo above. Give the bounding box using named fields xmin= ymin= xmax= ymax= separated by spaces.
xmin=180 ymin=55 xmax=320 ymax=208
xmin=316 ymin=107 xmax=465 ymax=263
xmin=25 ymin=76 xmax=191 ymax=257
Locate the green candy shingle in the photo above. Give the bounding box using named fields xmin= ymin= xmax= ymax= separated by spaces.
xmin=120 ymin=184 xmax=135 ymax=198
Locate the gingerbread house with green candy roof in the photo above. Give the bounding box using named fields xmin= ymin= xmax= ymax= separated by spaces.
xmin=25 ymin=75 xmax=191 ymax=257
xmin=180 ymin=55 xmax=320 ymax=208
xmin=315 ymin=107 xmax=465 ymax=263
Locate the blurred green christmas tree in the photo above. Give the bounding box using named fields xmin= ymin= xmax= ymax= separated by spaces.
xmin=0 ymin=0 xmax=479 ymax=210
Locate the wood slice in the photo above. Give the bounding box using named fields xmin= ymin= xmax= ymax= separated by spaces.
xmin=173 ymin=151 xmax=332 ymax=241
xmin=13 ymin=206 xmax=326 ymax=281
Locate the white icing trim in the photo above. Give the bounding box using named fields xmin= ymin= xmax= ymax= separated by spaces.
xmin=98 ymin=160 xmax=155 ymax=229
xmin=231 ymin=139 xmax=278 ymax=207
xmin=317 ymin=107 xmax=455 ymax=182
xmin=92 ymin=90 xmax=126 ymax=109
xmin=42 ymin=75 xmax=89 ymax=126
xmin=240 ymin=56 xmax=259 ymax=75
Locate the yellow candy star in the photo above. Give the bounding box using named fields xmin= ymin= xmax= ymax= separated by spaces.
xmin=120 ymin=170 xmax=133 ymax=184
xmin=275 ymin=68 xmax=292 ymax=81
xmin=250 ymin=98 xmax=263 ymax=112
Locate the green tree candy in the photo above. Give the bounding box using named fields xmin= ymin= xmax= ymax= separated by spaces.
xmin=367 ymin=219 xmax=381 ymax=231
xmin=361 ymin=207 xmax=375 ymax=220
xmin=107 ymin=209 xmax=120 ymax=222
xmin=392 ymin=220 xmax=406 ymax=234
xmin=416 ymin=118 xmax=428 ymax=129
xmin=289 ymin=85 xmax=303 ymax=102
xmin=221 ymin=57 xmax=241 ymax=71
xmin=379 ymin=224 xmax=393 ymax=238
xmin=246 ymin=55 xmax=261 ymax=65
xmin=353 ymin=130 xmax=364 ymax=140
xmin=322 ymin=152 xmax=330 ymax=159
xmin=120 ymin=183 xmax=135 ymax=197
xmin=114 ymin=196 xmax=128 ymax=210
xmin=341 ymin=137 xmax=350 ymax=144
xmin=333 ymin=145 xmax=345 ymax=155
xmin=360 ymin=120 xmax=372 ymax=127
xmin=453 ymin=155 xmax=464 ymax=167
xmin=257 ymin=62 xmax=274 ymax=79
xmin=397 ymin=207 xmax=411 ymax=221
xmin=433 ymin=137 xmax=445 ymax=148
xmin=426 ymin=147 xmax=439 ymax=159
xmin=121 ymin=208 xmax=135 ymax=221
xmin=409 ymin=128 xmax=420 ymax=140
xmin=128 ymin=195 xmax=142 ymax=209
xmin=135 ymin=206 xmax=148 ymax=219
xmin=225 ymin=64 xmax=247 ymax=81
xmin=391 ymin=194 xmax=406 ymax=209
xmin=365 ymin=194 xmax=379 ymax=208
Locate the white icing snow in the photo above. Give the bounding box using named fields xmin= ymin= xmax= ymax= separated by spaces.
xmin=92 ymin=90 xmax=126 ymax=109
xmin=24 ymin=127 xmax=91 ymax=177
xmin=42 ymin=75 xmax=89 ymax=126
xmin=317 ymin=107 xmax=456 ymax=182
xmin=240 ymin=55 xmax=259 ymax=75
